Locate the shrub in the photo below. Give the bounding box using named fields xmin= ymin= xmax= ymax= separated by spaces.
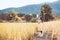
xmin=24 ymin=14 xmax=33 ymax=22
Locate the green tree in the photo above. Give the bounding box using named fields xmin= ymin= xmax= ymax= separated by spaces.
xmin=8 ymin=11 xmax=19 ymax=21
xmin=24 ymin=14 xmax=33 ymax=22
xmin=40 ymin=4 xmax=54 ymax=22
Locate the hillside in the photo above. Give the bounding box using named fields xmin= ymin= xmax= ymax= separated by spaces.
xmin=0 ymin=0 xmax=60 ymax=17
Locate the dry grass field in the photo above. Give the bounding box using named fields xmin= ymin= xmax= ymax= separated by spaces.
xmin=0 ymin=20 xmax=60 ymax=40
xmin=38 ymin=20 xmax=60 ymax=40
xmin=0 ymin=23 xmax=38 ymax=40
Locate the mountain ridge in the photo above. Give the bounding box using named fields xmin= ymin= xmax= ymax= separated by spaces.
xmin=0 ymin=1 xmax=60 ymax=16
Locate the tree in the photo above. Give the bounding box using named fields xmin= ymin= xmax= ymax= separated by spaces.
xmin=24 ymin=14 xmax=33 ymax=22
xmin=8 ymin=11 xmax=19 ymax=21
xmin=40 ymin=4 xmax=54 ymax=22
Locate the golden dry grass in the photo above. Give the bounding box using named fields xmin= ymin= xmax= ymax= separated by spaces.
xmin=38 ymin=20 xmax=60 ymax=40
xmin=38 ymin=20 xmax=60 ymax=33
xmin=0 ymin=23 xmax=38 ymax=40
xmin=0 ymin=20 xmax=60 ymax=40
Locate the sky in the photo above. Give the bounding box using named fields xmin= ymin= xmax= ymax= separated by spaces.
xmin=0 ymin=0 xmax=58 ymax=10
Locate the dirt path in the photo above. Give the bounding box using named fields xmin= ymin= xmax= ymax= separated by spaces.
xmin=34 ymin=20 xmax=60 ymax=40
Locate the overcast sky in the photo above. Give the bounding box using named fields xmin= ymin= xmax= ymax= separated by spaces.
xmin=0 ymin=0 xmax=58 ymax=10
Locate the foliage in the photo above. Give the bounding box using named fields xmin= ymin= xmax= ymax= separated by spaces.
xmin=30 ymin=18 xmax=37 ymax=22
xmin=8 ymin=11 xmax=19 ymax=21
xmin=40 ymin=4 xmax=54 ymax=22
xmin=24 ymin=14 xmax=33 ymax=22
